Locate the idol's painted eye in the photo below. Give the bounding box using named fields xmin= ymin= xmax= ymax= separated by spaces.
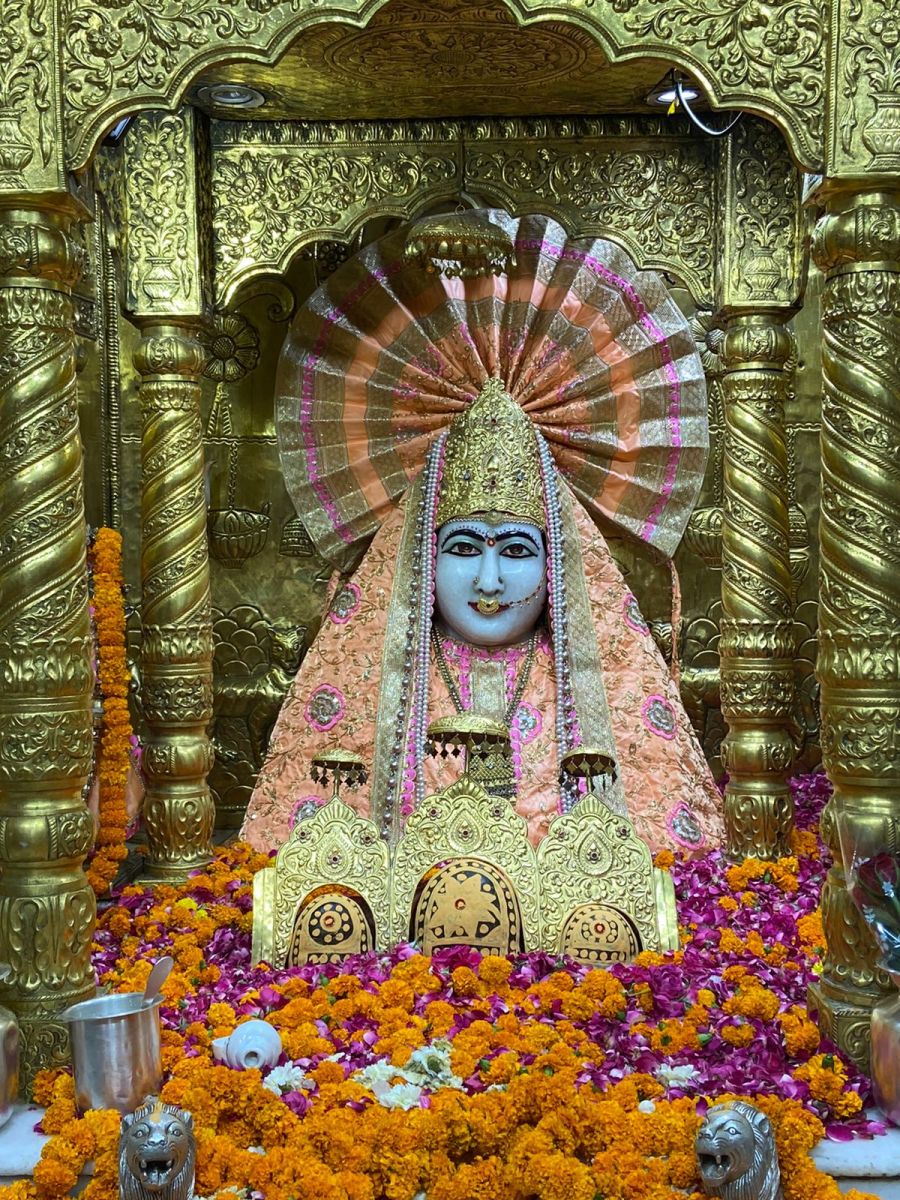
xmin=500 ymin=541 xmax=538 ymax=559
xmin=443 ymin=538 xmax=481 ymax=557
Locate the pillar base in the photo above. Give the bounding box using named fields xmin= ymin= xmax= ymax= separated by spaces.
xmin=808 ymin=977 xmax=875 ymax=1073
xmin=136 ymin=861 xmax=213 ymax=887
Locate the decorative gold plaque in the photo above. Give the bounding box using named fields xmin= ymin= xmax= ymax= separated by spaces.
xmin=253 ymin=773 xmax=671 ymax=967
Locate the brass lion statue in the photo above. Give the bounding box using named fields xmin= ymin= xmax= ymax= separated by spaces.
xmin=695 ymin=1100 xmax=784 ymax=1200
xmin=119 ymin=1096 xmax=195 ymax=1200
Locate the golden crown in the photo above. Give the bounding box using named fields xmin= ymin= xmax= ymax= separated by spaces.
xmin=435 ymin=379 xmax=546 ymax=530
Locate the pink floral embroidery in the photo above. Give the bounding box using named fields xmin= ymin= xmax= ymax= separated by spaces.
xmin=290 ymin=794 xmax=324 ymax=829
xmin=623 ymin=592 xmax=650 ymax=636
xmin=304 ymin=684 xmax=345 ymax=732
xmin=667 ymin=802 xmax=705 ymax=848
xmin=641 ymin=694 xmax=676 ymax=740
xmin=328 ymin=582 xmax=362 ymax=625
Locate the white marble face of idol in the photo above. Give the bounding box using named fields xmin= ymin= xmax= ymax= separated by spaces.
xmin=434 ymin=518 xmax=548 ymax=648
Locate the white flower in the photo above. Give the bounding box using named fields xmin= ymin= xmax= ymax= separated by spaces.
xmin=403 ymin=1040 xmax=464 ymax=1089
xmin=638 ymin=1100 xmax=657 ymax=1114
xmin=353 ymin=1060 xmax=402 ymax=1088
xmin=354 ymin=1042 xmax=465 ymax=1097
xmin=371 ymin=1081 xmax=423 ymax=1110
xmin=654 ymin=1063 xmax=699 ymax=1089
xmin=263 ymin=1062 xmax=312 ymax=1095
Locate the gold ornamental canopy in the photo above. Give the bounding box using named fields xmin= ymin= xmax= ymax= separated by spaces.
xmin=404 ymin=211 xmax=517 ymax=278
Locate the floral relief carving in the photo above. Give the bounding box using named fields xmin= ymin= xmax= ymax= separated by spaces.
xmin=596 ymin=0 xmax=826 ymax=168
xmin=839 ymin=0 xmax=900 ymax=171
xmin=212 ymin=143 xmax=458 ymax=302
xmin=727 ymin=119 xmax=802 ymax=306
xmin=63 ymin=0 xmax=264 ymax=163
xmin=123 ymin=112 xmax=196 ymax=313
xmin=212 ymin=119 xmax=717 ymax=305
xmin=0 ymin=0 xmax=53 ymax=189
xmin=60 ymin=2 xmax=825 ymax=174
xmin=466 ymin=144 xmax=714 ymax=300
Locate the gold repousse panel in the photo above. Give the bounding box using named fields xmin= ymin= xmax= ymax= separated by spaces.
xmin=252 ymin=796 xmax=391 ymax=967
xmin=194 ymin=0 xmax=670 ymax=122
xmin=61 ymin=0 xmax=825 ymax=173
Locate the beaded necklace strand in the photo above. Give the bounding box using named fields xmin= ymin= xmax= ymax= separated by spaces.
xmin=431 ymin=626 xmax=539 ymax=727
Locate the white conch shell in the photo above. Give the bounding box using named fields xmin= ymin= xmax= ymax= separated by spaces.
xmin=211 ymin=1019 xmax=282 ymax=1071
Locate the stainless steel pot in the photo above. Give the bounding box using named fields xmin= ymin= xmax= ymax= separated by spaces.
xmin=62 ymin=992 xmax=163 ymax=1114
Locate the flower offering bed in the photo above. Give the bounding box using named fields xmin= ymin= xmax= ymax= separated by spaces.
xmin=6 ymin=774 xmax=895 ymax=1200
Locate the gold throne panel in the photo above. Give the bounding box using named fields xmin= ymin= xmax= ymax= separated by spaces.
xmin=390 ymin=777 xmax=541 ymax=948
xmin=251 ymin=796 xmax=390 ymax=966
xmin=412 ymin=857 xmax=525 ymax=957
xmin=288 ymin=886 xmax=376 ymax=965
xmin=536 ymin=794 xmax=678 ymax=960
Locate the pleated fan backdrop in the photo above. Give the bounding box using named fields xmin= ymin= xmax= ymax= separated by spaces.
xmin=276 ymin=210 xmax=709 ymax=571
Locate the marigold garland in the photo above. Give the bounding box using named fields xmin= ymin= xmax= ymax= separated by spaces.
xmin=86 ymin=528 xmax=133 ymax=896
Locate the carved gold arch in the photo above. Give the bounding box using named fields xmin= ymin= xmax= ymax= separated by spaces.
xmin=212 ymin=116 xmax=718 ymax=308
xmin=62 ymin=0 xmax=825 ymax=177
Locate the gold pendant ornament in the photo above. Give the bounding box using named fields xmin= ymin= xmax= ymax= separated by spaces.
xmin=476 ymin=596 xmax=501 ymax=615
xmin=404 ymin=211 xmax=517 ymax=279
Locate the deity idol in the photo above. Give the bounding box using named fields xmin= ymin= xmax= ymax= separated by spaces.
xmin=241 ymin=211 xmax=724 ymax=854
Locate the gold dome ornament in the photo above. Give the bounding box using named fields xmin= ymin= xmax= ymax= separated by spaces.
xmin=404 ymin=212 xmax=517 ymax=279
xmin=427 ymin=714 xmax=515 ymax=802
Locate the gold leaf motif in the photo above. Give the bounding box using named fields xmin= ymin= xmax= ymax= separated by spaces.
xmin=211 ymin=117 xmax=717 ymax=306
xmin=60 ymin=1 xmax=823 ymax=173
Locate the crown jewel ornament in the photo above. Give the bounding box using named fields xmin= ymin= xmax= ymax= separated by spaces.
xmin=435 ymin=379 xmax=546 ymax=530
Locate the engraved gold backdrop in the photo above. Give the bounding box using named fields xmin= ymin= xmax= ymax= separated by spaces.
xmin=1 ymin=0 xmax=897 ymax=1082
xmin=82 ymin=111 xmax=824 ymax=819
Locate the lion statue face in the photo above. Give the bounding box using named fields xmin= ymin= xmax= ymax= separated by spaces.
xmin=119 ymin=1097 xmax=195 ymax=1200
xmin=695 ymin=1101 xmax=783 ymax=1200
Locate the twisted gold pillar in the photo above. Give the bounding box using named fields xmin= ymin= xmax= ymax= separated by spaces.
xmin=0 ymin=209 xmax=96 ymax=1087
xmin=136 ymin=323 xmax=215 ymax=881
xmin=808 ymin=191 xmax=900 ymax=1069
xmin=719 ymin=315 xmax=795 ymax=859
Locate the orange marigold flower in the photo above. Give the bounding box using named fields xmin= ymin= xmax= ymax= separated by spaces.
xmin=450 ymin=967 xmax=481 ymax=998
xmin=718 ymin=929 xmax=744 ymax=953
xmin=721 ymin=1022 xmax=755 ymax=1047
xmin=790 ymin=827 xmax=820 ymax=857
xmin=724 ymin=981 xmax=780 ymax=1022
xmin=32 ymin=1157 xmax=78 ymax=1198
xmin=478 ymin=955 xmax=513 ymax=989
xmin=425 ymin=1000 xmax=456 ymax=1038
xmin=777 ymin=1006 xmax=821 ymax=1057
xmin=206 ymin=1002 xmax=237 ymax=1030
xmin=797 ymin=910 xmax=827 ymax=956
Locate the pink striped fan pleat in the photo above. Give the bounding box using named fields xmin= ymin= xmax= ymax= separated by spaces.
xmin=276 ymin=210 xmax=708 ymax=571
